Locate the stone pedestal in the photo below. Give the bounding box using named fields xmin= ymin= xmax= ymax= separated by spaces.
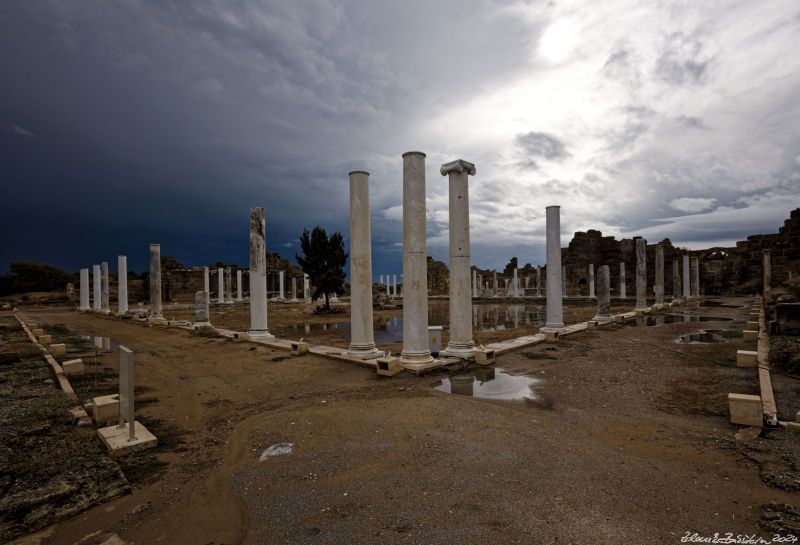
xmin=440 ymin=159 xmax=476 ymax=358
xmin=148 ymin=244 xmax=163 ymax=319
xmin=346 ymin=171 xmax=382 ymax=360
xmin=763 ymin=250 xmax=771 ymax=294
xmin=93 ymin=264 xmax=101 ymax=311
xmin=682 ymin=255 xmax=690 ymax=299
xmin=118 ymin=255 xmax=128 ymax=314
xmin=690 ymin=257 xmax=699 ymax=297
xmin=620 ymin=262 xmax=626 ymax=298
xmin=593 ymin=265 xmax=612 ymax=321
xmin=634 ymin=237 xmax=647 ymax=311
xmin=79 ymin=268 xmax=90 ymax=310
xmin=672 ymin=259 xmax=682 ymax=302
xmin=194 ymin=291 xmax=211 ymax=327
xmin=236 ymin=270 xmax=243 ymax=301
xmin=541 ymin=206 xmax=565 ymax=331
xmin=100 ymin=261 xmax=109 ymax=312
xmin=248 ymin=207 xmax=275 ymax=340
xmin=400 ymin=152 xmax=433 ymax=367
xmin=655 ymin=244 xmax=664 ymax=305
xmin=588 ymin=264 xmax=595 ymax=298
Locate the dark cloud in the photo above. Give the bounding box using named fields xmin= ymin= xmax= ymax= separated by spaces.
xmin=655 ymin=31 xmax=711 ymax=85
xmin=675 ymin=115 xmax=708 ymax=129
xmin=514 ymin=131 xmax=568 ymax=170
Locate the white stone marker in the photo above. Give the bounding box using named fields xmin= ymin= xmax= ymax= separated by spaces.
xmin=100 ymin=261 xmax=110 ymax=312
xmin=194 ymin=291 xmax=211 ymax=327
xmin=542 ymin=206 xmax=565 ymax=332
xmin=682 ymin=255 xmax=690 ymax=299
xmin=620 ymin=262 xmax=626 ymax=298
xmin=346 ymin=171 xmax=381 ymax=359
xmin=79 ymin=268 xmax=90 ymax=310
xmin=217 ymin=268 xmax=224 ymax=304
xmin=279 ymin=270 xmax=285 ymax=299
xmin=536 ymin=266 xmax=542 ymax=297
xmin=672 ymin=258 xmax=682 ymax=302
xmin=634 ymin=237 xmax=647 ymax=311
xmin=588 ymin=264 xmax=595 ymax=298
xmin=690 ymin=257 xmax=699 ymax=297
xmin=763 ymin=250 xmax=772 ymax=294
xmin=118 ymin=255 xmax=128 ymax=314
xmin=655 ymin=244 xmax=664 ymax=305
xmin=248 ymin=207 xmax=274 ymax=340
xmin=440 ymin=159 xmax=476 ymax=358
xmin=236 ymin=270 xmax=243 ymax=301
xmin=204 ymin=266 xmax=210 ymax=293
xmin=593 ymin=264 xmax=612 ymax=321
xmin=149 ymin=244 xmax=163 ymax=319
xmin=400 ymin=151 xmax=433 ymax=367
xmin=93 ymin=264 xmax=101 ymax=311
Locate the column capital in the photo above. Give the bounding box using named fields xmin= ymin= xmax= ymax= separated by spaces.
xmin=440 ymin=159 xmax=476 ymax=176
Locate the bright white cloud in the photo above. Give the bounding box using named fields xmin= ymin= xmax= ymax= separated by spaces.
xmin=668 ymin=197 xmax=717 ymax=213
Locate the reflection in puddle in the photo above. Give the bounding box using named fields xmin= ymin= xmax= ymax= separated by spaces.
xmin=435 ymin=368 xmax=540 ymax=401
xmin=80 ymin=335 xmax=123 ymax=353
xmin=677 ymin=330 xmax=728 ymax=344
xmin=638 ymin=314 xmax=733 ymax=326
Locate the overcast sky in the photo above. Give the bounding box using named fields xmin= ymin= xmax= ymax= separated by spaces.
xmin=1 ymin=0 xmax=799 ymax=277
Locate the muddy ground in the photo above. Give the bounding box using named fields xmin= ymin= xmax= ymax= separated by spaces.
xmin=5 ymin=296 xmax=800 ymax=544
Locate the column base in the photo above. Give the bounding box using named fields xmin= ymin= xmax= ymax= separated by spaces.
xmin=399 ymin=351 xmax=435 ymax=370
xmin=345 ymin=344 xmax=384 ymax=360
xmin=591 ymin=314 xmax=613 ymax=322
xmin=540 ymin=324 xmax=565 ymax=333
xmin=440 ymin=341 xmax=475 ymax=359
xmin=248 ymin=330 xmax=275 ymax=341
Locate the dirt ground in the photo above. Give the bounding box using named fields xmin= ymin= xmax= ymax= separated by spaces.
xmin=5 ymin=296 xmax=800 ymax=544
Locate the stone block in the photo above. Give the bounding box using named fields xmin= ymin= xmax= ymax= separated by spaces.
xmin=544 ymin=330 xmax=559 ymax=343
xmin=736 ymin=350 xmax=758 ymax=367
xmin=38 ymin=334 xmax=52 ymax=345
xmin=742 ymin=330 xmax=758 ymax=342
xmin=167 ymin=320 xmax=178 ymax=327
xmin=32 ymin=328 xmax=44 ymax=337
xmin=49 ymin=343 xmax=66 ymax=356
xmin=291 ymin=341 xmax=308 ymax=355
xmin=86 ymin=394 xmax=120 ymax=426
xmin=614 ymin=315 xmax=624 ymax=323
xmin=728 ymin=393 xmax=763 ymax=427
xmin=587 ymin=320 xmax=599 ymax=329
xmin=97 ymin=421 xmax=157 ymax=452
xmin=474 ymin=349 xmax=496 ymax=366
xmin=62 ymin=358 xmax=84 ymax=375
xmin=376 ymin=356 xmax=402 ymax=376
xmin=233 ymin=332 xmax=247 ymax=342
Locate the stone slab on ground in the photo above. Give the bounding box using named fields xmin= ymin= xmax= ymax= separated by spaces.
xmin=97 ymin=421 xmax=157 ymax=452
xmin=728 ymin=393 xmax=763 ymax=427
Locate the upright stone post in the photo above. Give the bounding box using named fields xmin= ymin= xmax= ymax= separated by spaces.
xmin=100 ymin=261 xmax=109 ymax=312
xmin=655 ymin=244 xmax=664 ymax=305
xmin=117 ymin=255 xmax=128 ymax=314
xmin=236 ymin=270 xmax=243 ymax=301
xmin=472 ymin=269 xmax=478 ymax=298
xmin=291 ymin=277 xmax=298 ymax=302
xmin=79 ymin=268 xmax=90 ymax=310
xmin=588 ymin=264 xmax=595 ymax=298
xmin=303 ymin=273 xmax=310 ymax=300
xmin=542 ymin=206 xmax=565 ymax=332
xmin=400 ymin=152 xmax=433 ymax=367
xmin=217 ymin=268 xmax=224 ymax=304
xmin=592 ymin=265 xmax=612 ymax=321
xmin=620 ymin=262 xmax=626 ymax=298
xmin=690 ymin=257 xmax=699 ymax=297
xmin=513 ymin=268 xmax=519 ymax=297
xmin=393 ymin=274 xmax=398 ymax=297
xmin=492 ymin=271 xmax=498 ymax=296
xmin=279 ymin=271 xmax=285 ymax=299
xmin=634 ymin=237 xmax=647 ymax=311
xmin=504 ymin=278 xmax=510 ymax=295
xmin=248 ymin=207 xmax=274 ymax=339
xmin=346 ymin=171 xmax=382 ymax=359
xmin=763 ymin=250 xmax=772 ymax=294
xmin=672 ymin=259 xmax=682 ymax=302
xmin=204 ymin=266 xmax=210 ymax=293
xmin=225 ymin=267 xmax=233 ymax=303
xmin=148 ymin=244 xmax=163 ymax=319
xmin=682 ymin=255 xmax=690 ymax=299
xmin=93 ymin=264 xmax=101 ymax=311
xmin=440 ymin=159 xmax=476 ymax=358
xmin=194 ymin=291 xmax=211 ymax=328
xmin=536 ymin=266 xmax=541 ymax=297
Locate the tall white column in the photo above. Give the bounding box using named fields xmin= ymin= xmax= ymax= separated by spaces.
xmin=440 ymin=159 xmax=476 ymax=358
xmin=588 ymin=264 xmax=595 ymax=298
xmin=347 ymin=171 xmax=381 ymax=359
xmin=117 ymin=255 xmax=128 ymax=314
xmin=542 ymin=206 xmax=564 ymax=331
xmin=400 ymin=151 xmax=433 ymax=367
xmin=492 ymin=271 xmax=498 ymax=296
xmin=655 ymin=244 xmax=664 ymax=305
xmin=204 ymin=266 xmax=209 ymax=293
xmin=217 ymin=268 xmax=224 ymax=304
xmin=763 ymin=250 xmax=772 ymax=294
xmin=279 ymin=271 xmax=285 ymax=299
xmin=291 ymin=277 xmax=298 ymax=302
xmin=513 ymin=268 xmax=519 ymax=298
xmin=681 ymin=255 xmax=690 ymax=298
xmin=248 ymin=207 xmax=274 ymax=339
xmin=236 ymin=270 xmax=243 ymax=301
xmin=393 ymin=274 xmax=397 ymax=297
xmin=149 ymin=244 xmax=163 ymax=319
xmin=635 ymin=237 xmax=647 ymax=311
xmin=620 ymin=262 xmax=626 ymax=298
xmin=672 ymin=258 xmax=682 ymax=302
xmin=224 ymin=267 xmax=232 ymax=303
xmin=92 ymin=264 xmax=101 ymax=311
xmin=79 ymin=268 xmax=90 ymax=310
xmin=690 ymin=257 xmax=699 ymax=297
xmin=100 ymin=261 xmax=109 ymax=312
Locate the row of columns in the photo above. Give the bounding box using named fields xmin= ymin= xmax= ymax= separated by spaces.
xmin=79 ymin=256 xmax=129 ymax=315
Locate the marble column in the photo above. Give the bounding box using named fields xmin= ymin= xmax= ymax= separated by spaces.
xmin=440 ymin=159 xmax=476 ymax=358
xmin=400 ymin=151 xmax=433 ymax=366
xmin=588 ymin=264 xmax=595 ymax=298
xmin=79 ymin=268 xmax=90 ymax=310
xmin=92 ymin=264 xmax=101 ymax=311
xmin=763 ymin=250 xmax=772 ymax=294
xmin=117 ymin=255 xmax=128 ymax=314
xmin=682 ymin=255 xmax=690 ymax=299
xmin=225 ymin=267 xmax=233 ymax=303
xmin=279 ymin=270 xmax=285 ymax=299
xmin=100 ymin=261 xmax=109 ymax=312
xmin=655 ymin=244 xmax=664 ymax=305
xmin=634 ymin=237 xmax=647 ymax=311
xmin=217 ymin=269 xmax=224 ymax=304
xmin=504 ymin=278 xmax=510 ymax=295
xmin=672 ymin=258 xmax=682 ymax=302
xmin=393 ymin=274 xmax=397 ymax=297
xmin=204 ymin=266 xmax=209 ymax=293
xmin=291 ymin=277 xmax=298 ymax=302
xmin=478 ymin=274 xmax=483 ymax=296
xmin=536 ymin=266 xmax=541 ymax=297
xmin=194 ymin=291 xmax=211 ymax=327
xmin=149 ymin=244 xmax=163 ymax=319
xmin=690 ymin=257 xmax=699 ymax=297
xmin=493 ymin=271 xmax=498 ymax=296
xmin=347 ymin=171 xmax=381 ymax=359
xmin=248 ymin=207 xmax=274 ymax=339
xmin=472 ymin=269 xmax=478 ymax=298
xmin=592 ymin=265 xmax=612 ymax=321
xmin=542 ymin=206 xmax=565 ymax=331
xmin=620 ymin=262 xmax=626 ymax=298
xmin=513 ymin=268 xmax=519 ymax=297
xmin=236 ymin=270 xmax=243 ymax=301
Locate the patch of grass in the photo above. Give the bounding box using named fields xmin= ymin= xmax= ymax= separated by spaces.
xmin=521 ymin=352 xmax=557 ymax=360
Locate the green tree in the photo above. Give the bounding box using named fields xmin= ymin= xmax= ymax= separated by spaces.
xmin=295 ymin=226 xmax=347 ymax=310
xmin=0 ymin=261 xmax=73 ymax=296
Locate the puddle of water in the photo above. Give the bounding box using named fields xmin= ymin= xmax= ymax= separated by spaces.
xmin=638 ymin=314 xmax=733 ymax=326
xmin=677 ymin=329 xmax=728 ymax=344
xmin=435 ymin=368 xmax=540 ymax=401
